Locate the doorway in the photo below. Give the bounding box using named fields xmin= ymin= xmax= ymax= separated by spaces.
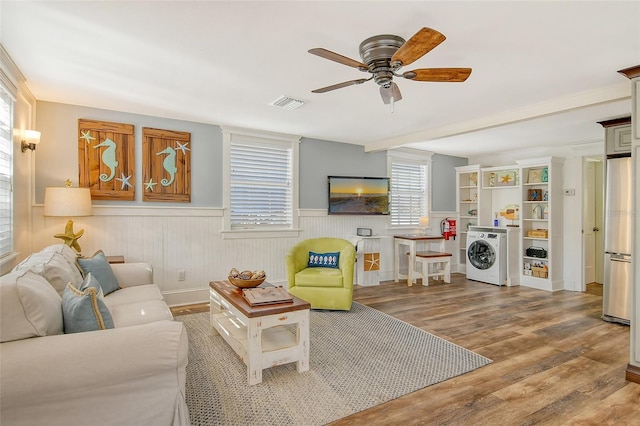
xmin=582 ymin=156 xmax=604 ymax=286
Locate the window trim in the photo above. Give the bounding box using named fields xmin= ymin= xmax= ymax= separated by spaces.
xmin=387 ymin=148 xmax=433 ymax=230
xmin=0 ymin=83 xmax=14 ymax=260
xmin=221 ymin=126 xmax=301 ymax=239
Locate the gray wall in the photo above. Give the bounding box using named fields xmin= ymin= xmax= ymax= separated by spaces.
xmin=432 ymin=153 xmax=467 ymax=211
xmin=299 ymin=138 xmax=387 ymax=209
xmin=35 ymin=101 xmax=461 ymax=211
xmin=36 ymin=101 xmax=223 ymax=206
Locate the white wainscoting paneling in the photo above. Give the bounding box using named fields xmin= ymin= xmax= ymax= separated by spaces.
xmin=30 ymin=206 xmax=399 ymax=306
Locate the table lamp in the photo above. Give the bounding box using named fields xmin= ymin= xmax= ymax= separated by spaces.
xmin=43 ymin=180 xmax=92 ymax=253
xmin=419 ymin=216 xmax=430 ymax=234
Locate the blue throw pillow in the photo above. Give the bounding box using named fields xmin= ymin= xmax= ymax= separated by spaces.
xmin=76 ymin=250 xmax=120 ymax=295
xmin=308 ymin=251 xmax=340 ymax=268
xmin=62 ymin=273 xmax=115 ymax=334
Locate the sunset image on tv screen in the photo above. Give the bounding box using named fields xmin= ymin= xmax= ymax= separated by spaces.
xmin=328 ymin=177 xmax=389 ymax=215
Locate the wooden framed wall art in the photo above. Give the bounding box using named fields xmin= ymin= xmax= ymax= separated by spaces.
xmin=78 ymin=119 xmax=135 ymax=200
xmin=142 ymin=127 xmax=191 ymax=202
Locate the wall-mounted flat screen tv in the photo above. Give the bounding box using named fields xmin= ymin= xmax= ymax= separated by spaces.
xmin=327 ymin=176 xmax=390 ymax=215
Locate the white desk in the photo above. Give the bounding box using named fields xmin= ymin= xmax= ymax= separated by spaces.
xmin=394 ymin=234 xmax=446 ymax=285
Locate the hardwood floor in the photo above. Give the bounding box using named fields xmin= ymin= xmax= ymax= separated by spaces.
xmin=173 ymin=276 xmax=640 ymax=425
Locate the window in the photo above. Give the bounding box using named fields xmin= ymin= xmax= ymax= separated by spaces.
xmin=388 ymin=150 xmax=432 ymax=227
xmin=222 ymin=127 xmax=300 ymax=238
xmin=0 ymin=86 xmax=13 ymax=258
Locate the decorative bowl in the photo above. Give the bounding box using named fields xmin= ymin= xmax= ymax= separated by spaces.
xmin=228 ymin=276 xmax=265 ymax=288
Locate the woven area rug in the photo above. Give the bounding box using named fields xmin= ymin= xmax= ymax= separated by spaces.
xmin=178 ymin=302 xmax=491 ymax=425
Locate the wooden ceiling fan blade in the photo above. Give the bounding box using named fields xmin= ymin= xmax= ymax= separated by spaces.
xmin=311 ymin=78 xmax=371 ymax=93
xmin=308 ymin=48 xmax=367 ymax=70
xmin=402 ymin=68 xmax=472 ymax=82
xmin=391 ymin=27 xmax=446 ymax=67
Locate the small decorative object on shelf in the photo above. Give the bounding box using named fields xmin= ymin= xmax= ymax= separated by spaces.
xmin=469 ymin=172 xmax=478 ymax=186
xmin=499 ymin=204 xmax=519 ymax=222
xmin=527 ymin=169 xmax=543 ymax=183
xmin=496 ymin=170 xmax=516 ymax=186
xmin=528 ymin=189 xmax=543 ymax=201
xmin=541 ymin=167 xmax=548 ymax=182
xmin=532 ymin=204 xmax=543 ymax=219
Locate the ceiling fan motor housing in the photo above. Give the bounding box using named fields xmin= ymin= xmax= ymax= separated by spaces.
xmin=359 ymin=35 xmax=405 ymax=88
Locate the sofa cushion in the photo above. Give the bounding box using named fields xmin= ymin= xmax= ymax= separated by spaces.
xmin=13 ymin=251 xmax=83 ymax=295
xmin=76 ymin=250 xmax=120 ymax=296
xmin=40 ymin=244 xmax=80 ymax=270
xmin=0 ymin=270 xmax=63 ymax=342
xmin=108 ymin=300 xmax=174 ymax=327
xmin=103 ymin=284 xmax=164 ymax=309
xmin=308 ymin=251 xmax=340 ymax=268
xmin=62 ymin=274 xmax=115 ymax=333
xmin=294 ymin=268 xmax=344 ymax=287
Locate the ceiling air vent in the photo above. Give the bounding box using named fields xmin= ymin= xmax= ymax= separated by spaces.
xmin=270 ymin=95 xmax=305 ymax=110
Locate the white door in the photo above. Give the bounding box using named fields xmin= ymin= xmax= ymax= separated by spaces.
xmin=583 ymin=160 xmax=596 ymax=285
xmin=594 ymin=160 xmax=604 ymax=284
xmin=583 ymin=157 xmax=605 ymax=286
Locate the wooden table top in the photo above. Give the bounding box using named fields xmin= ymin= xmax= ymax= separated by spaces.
xmin=209 ymin=280 xmax=311 ymax=318
xmin=394 ymin=234 xmax=444 ymax=241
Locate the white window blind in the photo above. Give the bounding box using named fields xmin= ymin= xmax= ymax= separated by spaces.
xmin=390 ymin=160 xmax=427 ymax=226
xmin=0 ymin=88 xmax=13 ymax=258
xmin=230 ymin=142 xmax=293 ymax=228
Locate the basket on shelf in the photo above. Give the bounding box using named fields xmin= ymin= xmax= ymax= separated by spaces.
xmin=532 ymin=266 xmax=548 ymax=278
xmin=527 ymin=229 xmax=548 ymax=238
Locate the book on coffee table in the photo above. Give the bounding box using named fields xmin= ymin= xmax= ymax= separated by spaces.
xmin=242 ymin=286 xmax=294 ymax=306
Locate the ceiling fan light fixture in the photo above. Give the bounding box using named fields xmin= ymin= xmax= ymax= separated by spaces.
xmin=270 ymin=95 xmax=306 ymax=110
xmin=309 ymin=27 xmax=471 ymax=105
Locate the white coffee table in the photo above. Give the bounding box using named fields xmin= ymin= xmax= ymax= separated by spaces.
xmin=209 ymin=280 xmax=310 ymax=385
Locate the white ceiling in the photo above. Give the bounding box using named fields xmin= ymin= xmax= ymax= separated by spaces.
xmin=1 ymin=1 xmax=638 ymax=158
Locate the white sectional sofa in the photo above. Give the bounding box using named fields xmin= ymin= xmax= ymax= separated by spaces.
xmin=0 ymin=245 xmax=190 ymax=426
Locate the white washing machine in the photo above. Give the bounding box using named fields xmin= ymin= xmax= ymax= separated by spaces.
xmin=466 ymin=226 xmax=507 ymax=286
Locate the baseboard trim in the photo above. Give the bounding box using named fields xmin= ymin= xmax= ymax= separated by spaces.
xmin=626 ymin=364 xmax=640 ymax=384
xmin=164 ymin=288 xmax=209 ymax=307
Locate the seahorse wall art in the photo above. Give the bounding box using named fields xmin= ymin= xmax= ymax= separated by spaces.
xmin=157 ymin=146 xmax=177 ymax=186
xmin=93 ymin=138 xmax=118 ymax=182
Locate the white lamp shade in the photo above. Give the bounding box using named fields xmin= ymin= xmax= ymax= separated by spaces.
xmin=24 ymin=130 xmax=41 ymax=145
xmin=43 ymin=187 xmax=92 ymax=217
xmin=419 ymin=216 xmax=430 ymax=227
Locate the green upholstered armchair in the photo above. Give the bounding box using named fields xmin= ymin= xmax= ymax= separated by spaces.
xmin=286 ymin=238 xmax=356 ymax=310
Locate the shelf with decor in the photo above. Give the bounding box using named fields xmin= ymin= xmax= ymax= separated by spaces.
xmin=455 ymin=165 xmax=491 ymax=273
xmin=517 ymin=157 xmax=563 ymax=291
xmin=481 ymin=165 xmax=519 ymax=189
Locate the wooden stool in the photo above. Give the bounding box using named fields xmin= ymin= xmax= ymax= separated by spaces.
xmin=412 ymin=251 xmax=452 ymax=286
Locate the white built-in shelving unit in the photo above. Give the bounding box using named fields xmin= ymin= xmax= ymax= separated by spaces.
xmin=455 ymin=165 xmax=490 ymax=273
xmin=517 ymin=157 xmax=564 ymax=291
xmin=456 ymin=159 xmax=563 ymax=290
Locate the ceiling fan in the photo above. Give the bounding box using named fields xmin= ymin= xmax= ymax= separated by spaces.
xmin=309 ymin=27 xmax=471 ymax=105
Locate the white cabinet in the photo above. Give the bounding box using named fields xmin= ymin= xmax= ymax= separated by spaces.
xmin=455 ymin=165 xmax=490 ymax=273
xmin=352 ymin=236 xmax=381 ymax=286
xmin=600 ymin=117 xmax=632 ymax=155
xmin=517 ymin=157 xmax=564 ymax=291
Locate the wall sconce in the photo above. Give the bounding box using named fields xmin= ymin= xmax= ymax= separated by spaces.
xmin=21 ymin=130 xmax=41 ymax=152
xmin=44 ymin=180 xmax=93 ymax=253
